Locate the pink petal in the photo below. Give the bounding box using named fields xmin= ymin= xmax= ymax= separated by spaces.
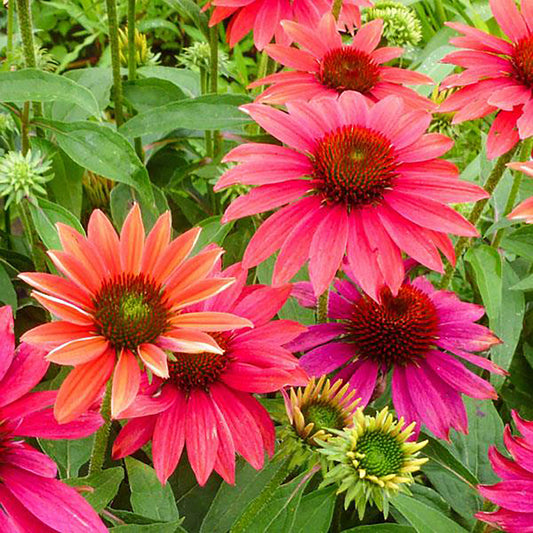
xmin=112 ymin=416 xmax=157 ymax=459
xmin=487 ymin=108 xmax=521 ymax=159
xmin=0 ymin=307 xmax=15 ymax=382
xmin=300 ymin=341 xmax=354 ymax=375
xmin=232 ymin=284 xmax=292 ymax=326
xmin=352 ymin=19 xmax=383 ymax=53
xmin=344 ymin=359 xmax=380 ymax=406
xmin=489 ymin=0 xmax=529 ymax=41
xmin=6 ymin=447 xmax=57 ymax=478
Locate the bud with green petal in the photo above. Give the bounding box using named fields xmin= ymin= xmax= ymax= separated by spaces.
xmin=118 ymin=27 xmax=160 ymax=68
xmin=0 ymin=113 xmax=16 ymax=136
xmin=178 ymin=42 xmax=229 ymax=76
xmin=362 ymin=1 xmax=422 ymax=48
xmin=0 ymin=150 xmax=53 ymax=207
xmin=319 ymin=406 xmax=428 ymax=519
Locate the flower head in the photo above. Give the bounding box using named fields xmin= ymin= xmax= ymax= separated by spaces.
xmin=319 ymin=406 xmax=428 ymax=518
xmin=476 ymin=411 xmax=533 ymax=533
xmin=0 ymin=306 xmax=106 ymax=532
xmin=216 ymin=93 xmax=487 ymax=300
xmin=0 ymin=150 xmax=53 ymax=207
xmin=178 ymin=42 xmax=229 ymax=75
xmin=252 ymin=16 xmax=433 ymax=109
xmin=208 ymin=0 xmax=370 ymax=50
xmin=440 ymin=0 xmax=533 ymax=159
xmin=507 ymin=161 xmax=533 ymax=224
xmin=19 ymin=205 xmax=252 ymax=423
xmin=279 ymin=376 xmax=360 ymax=468
xmin=112 ymin=263 xmax=307 ymax=486
xmin=362 ymin=1 xmax=422 ymax=48
xmin=289 ymin=270 xmax=502 ymax=440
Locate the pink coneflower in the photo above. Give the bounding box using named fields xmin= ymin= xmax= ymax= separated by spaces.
xmin=112 ymin=263 xmax=307 ymax=486
xmin=251 ymin=15 xmax=434 ymax=110
xmin=19 ymin=205 xmax=251 ymax=423
xmin=0 ymin=306 xmax=106 ymax=532
xmin=215 ymin=93 xmax=487 ymax=300
xmin=288 ymin=270 xmax=502 ymax=440
xmin=476 ymin=411 xmax=533 ymax=533
xmin=508 ymin=161 xmax=533 ymax=223
xmin=439 ymin=0 xmax=533 ymax=159
xmin=208 ymin=0 xmax=370 ymax=50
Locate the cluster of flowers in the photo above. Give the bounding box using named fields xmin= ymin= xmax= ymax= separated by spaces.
xmin=4 ymin=0 xmax=533 ymax=530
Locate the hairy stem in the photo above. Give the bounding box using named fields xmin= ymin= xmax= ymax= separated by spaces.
xmin=492 ymin=137 xmax=533 ymax=248
xmin=89 ymin=379 xmax=113 ymax=475
xmin=18 ymin=199 xmax=48 ymax=272
xmin=210 ymin=23 xmax=221 ymax=158
xmin=127 ymin=0 xmax=143 ymax=160
xmin=317 ymin=290 xmax=330 ymax=323
xmin=440 ymin=144 xmax=519 ymax=289
xmin=7 ymin=0 xmax=15 ymax=65
xmin=105 ymin=0 xmax=124 ymax=126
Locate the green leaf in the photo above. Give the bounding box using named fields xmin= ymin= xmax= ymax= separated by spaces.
xmin=137 ymin=66 xmax=200 ymax=97
xmin=391 ymin=494 xmax=468 ymax=533
xmin=341 ymin=526 xmax=415 ymax=533
xmin=0 ymin=69 xmax=99 ymax=116
xmin=66 ymin=467 xmax=124 ymax=512
xmin=38 ymin=435 xmax=93 ymax=478
xmin=125 ymin=457 xmax=179 ymax=522
xmin=0 ymin=263 xmax=17 ymax=310
xmin=119 ymin=94 xmax=252 ymax=139
xmin=123 ymin=78 xmax=185 ymax=113
xmin=511 ymin=273 xmax=533 ymax=291
xmin=291 ymin=486 xmax=337 ymax=533
xmin=193 ymin=216 xmax=234 ymax=254
xmin=36 ymin=119 xmax=154 ymax=202
xmin=200 ymin=459 xmax=286 ymax=533
xmin=110 ymin=521 xmax=185 ymax=533
xmin=465 ymin=245 xmax=502 ymax=322
xmin=163 ymin=0 xmax=209 ymax=37
xmin=500 ymin=225 xmax=533 ymax=260
xmin=490 ymin=259 xmax=525 ymax=386
xmin=28 ymin=197 xmax=86 ymax=250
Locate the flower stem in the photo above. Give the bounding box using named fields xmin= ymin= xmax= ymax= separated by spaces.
xmin=210 ymin=23 xmax=221 ymax=158
xmin=127 ymin=0 xmax=143 ymax=160
xmin=317 ymin=290 xmax=329 ymax=323
xmin=89 ymin=379 xmax=113 ymax=475
xmin=332 ymin=0 xmax=343 ymax=20
xmin=230 ymin=458 xmax=292 ymax=533
xmin=434 ymin=0 xmax=447 ymax=26
xmin=105 ymin=0 xmax=124 ymax=126
xmin=7 ymin=0 xmax=15 ymax=65
xmin=18 ymin=199 xmax=48 ymax=272
xmin=440 ymin=144 xmax=519 ymax=290
xmin=492 ymin=137 xmax=533 ymax=248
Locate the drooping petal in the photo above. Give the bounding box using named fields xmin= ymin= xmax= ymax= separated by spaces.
xmin=138 ymin=344 xmax=169 ymax=379
xmin=111 ymin=349 xmax=141 ymax=418
xmin=112 ymin=416 xmax=157 ymax=459
xmin=0 ymin=306 xmax=15 ymax=383
xmin=46 ymin=336 xmax=109 ymax=366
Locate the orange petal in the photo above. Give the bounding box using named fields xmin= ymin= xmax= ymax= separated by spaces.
xmin=152 ymin=227 xmax=201 ymax=284
xmin=18 ymin=272 xmax=93 ymax=310
xmin=54 ymin=349 xmax=115 ymax=424
xmin=111 ymin=349 xmax=141 ymax=418
xmin=158 ymin=329 xmax=224 ymax=354
xmin=170 ymin=312 xmax=253 ymax=332
xmin=168 ymin=278 xmax=235 ymax=309
xmin=165 ymin=248 xmax=224 ymax=296
xmin=21 ymin=322 xmax=96 ymax=348
xmin=88 ymin=209 xmax=121 ymax=276
xmin=31 ymin=291 xmax=94 ymax=326
xmin=47 ymin=336 xmax=109 ymax=365
xmin=120 ymin=204 xmax=145 ymax=275
xmin=57 ymin=223 xmax=109 ymax=280
xmin=138 ymin=343 xmax=169 ymax=378
xmin=48 ymin=250 xmax=102 ymax=295
xmin=141 ymin=212 xmax=171 ymax=272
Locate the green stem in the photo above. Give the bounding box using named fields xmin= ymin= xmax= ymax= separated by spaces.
xmin=18 ymin=199 xmax=47 ymax=272
xmin=317 ymin=290 xmax=329 ymax=323
xmin=230 ymin=458 xmax=292 ymax=533
xmin=492 ymin=137 xmax=533 ymax=248
xmin=7 ymin=0 xmax=15 ymax=65
xmin=21 ymin=102 xmax=30 ymax=155
xmin=127 ymin=0 xmax=144 ymax=160
xmin=89 ymin=379 xmax=113 ymax=475
xmin=105 ymin=0 xmax=124 ymax=126
xmin=434 ymin=0 xmax=446 ymax=26
xmin=209 ymin=23 xmax=221 ymax=158
xmin=440 ymin=144 xmax=519 ymax=290
xmin=332 ymin=0 xmax=343 ymax=19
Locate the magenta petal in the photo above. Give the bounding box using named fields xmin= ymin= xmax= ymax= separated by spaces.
xmin=232 ymin=285 xmax=291 ymax=326
xmin=153 ymin=392 xmax=187 ymax=485
xmin=0 ymin=344 xmax=49 ymax=408
xmin=392 ymin=366 xmax=421 ymax=435
xmin=479 ymin=481 xmax=533 ymax=512
xmin=346 ymin=359 xmax=379 ymax=407
xmin=112 ymin=416 xmax=156 ymax=459
xmin=1 ymin=466 xmax=107 ymax=532
xmin=0 ymin=306 xmax=15 ymax=383
xmin=512 ymin=410 xmax=533 ymax=441
xmin=300 ymin=341 xmax=354 ymax=375
xmin=211 ymin=402 xmax=236 ymax=485
xmin=0 ymin=391 xmax=56 ymax=420
xmin=286 ymin=323 xmax=346 ymax=353
xmin=117 ymin=384 xmax=179 ymax=420
xmin=6 ymin=447 xmax=57 ymax=478
xmin=488 ymin=446 xmax=533 ymax=481
xmin=476 ymin=508 xmax=533 ymax=532
xmin=185 ymin=389 xmax=219 ymax=486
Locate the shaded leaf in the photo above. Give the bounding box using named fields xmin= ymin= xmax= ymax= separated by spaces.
xmin=66 ymin=467 xmax=124 ymax=512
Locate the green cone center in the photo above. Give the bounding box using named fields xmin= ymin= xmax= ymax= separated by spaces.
xmin=357 ymin=430 xmax=404 ymax=477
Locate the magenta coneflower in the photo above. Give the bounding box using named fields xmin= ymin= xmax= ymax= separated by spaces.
xmin=251 ymin=15 xmax=434 ymax=110
xmin=476 ymin=411 xmax=533 ymax=533
xmin=508 ymin=161 xmax=533 ymax=223
xmin=208 ymin=0 xmax=370 ymax=50
xmin=0 ymin=306 xmax=106 ymax=532
xmin=215 ymin=93 xmax=487 ymax=300
xmin=288 ymin=270 xmax=502 ymax=440
xmin=439 ymin=0 xmax=533 ymax=159
xmin=112 ymin=263 xmax=307 ymax=486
